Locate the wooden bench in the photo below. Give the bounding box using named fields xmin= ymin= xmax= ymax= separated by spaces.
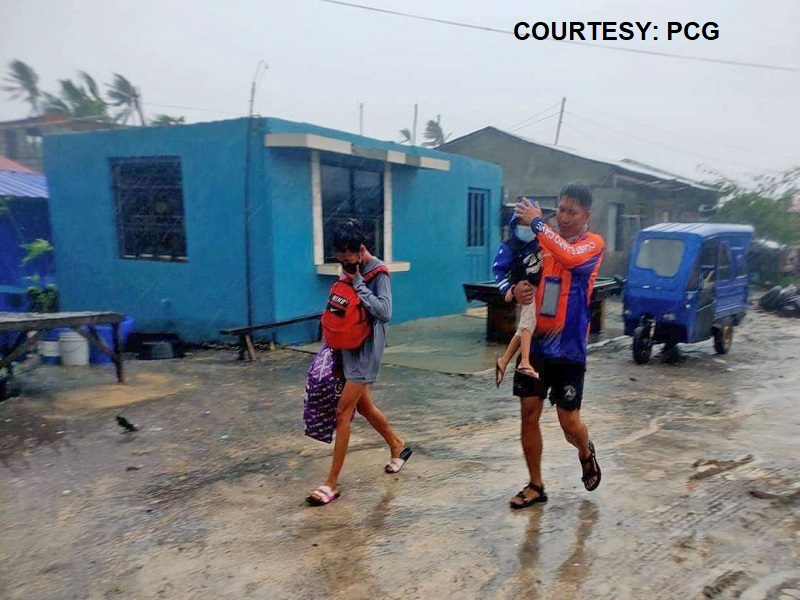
xmin=0 ymin=311 xmax=126 ymax=400
xmin=220 ymin=312 xmax=323 ymax=361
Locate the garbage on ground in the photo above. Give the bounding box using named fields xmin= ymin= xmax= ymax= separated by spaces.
xmin=758 ymin=284 xmax=800 ymax=317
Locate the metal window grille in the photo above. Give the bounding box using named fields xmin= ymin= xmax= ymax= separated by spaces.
xmin=110 ymin=157 xmax=187 ymax=262
xmin=467 ymin=189 xmax=487 ymax=247
xmin=321 ymin=163 xmax=383 ymax=261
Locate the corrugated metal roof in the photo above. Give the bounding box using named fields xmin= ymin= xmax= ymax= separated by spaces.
xmin=0 ymin=171 xmax=49 ymax=198
xmin=500 ymin=129 xmax=717 ymax=191
xmin=0 ymin=156 xmax=38 ymax=173
xmin=445 ymin=127 xmax=717 ymax=192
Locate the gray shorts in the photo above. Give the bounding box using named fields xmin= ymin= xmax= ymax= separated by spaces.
xmin=342 ymin=336 xmax=384 ymax=384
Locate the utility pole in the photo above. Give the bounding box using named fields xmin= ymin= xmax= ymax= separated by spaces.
xmin=359 ymin=103 xmax=364 ymax=136
xmin=243 ymin=60 xmax=268 ymax=327
xmin=412 ymin=103 xmax=418 ymax=146
xmin=248 ymin=60 xmax=268 ymax=119
xmin=554 ymin=96 xmax=566 ymax=146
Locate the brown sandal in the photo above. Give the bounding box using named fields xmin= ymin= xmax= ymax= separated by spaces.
xmin=509 ymin=482 xmax=548 ymax=509
xmin=580 ymin=441 xmax=602 ymax=491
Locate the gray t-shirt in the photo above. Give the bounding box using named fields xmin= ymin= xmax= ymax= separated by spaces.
xmin=341 ymin=257 xmax=392 ymax=384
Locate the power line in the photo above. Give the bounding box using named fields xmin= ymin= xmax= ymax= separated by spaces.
xmin=561 ymin=122 xmax=615 ymax=147
xmin=515 ymin=122 xmax=561 ymax=142
xmin=566 ymin=109 xmax=761 ymax=169
xmin=508 ymin=111 xmax=560 ymax=133
xmin=507 ymin=101 xmax=562 ymax=131
xmin=568 ymin=99 xmax=798 ymax=164
xmin=561 ymin=122 xmax=753 ymax=180
xmin=144 ymin=102 xmax=242 ymax=116
xmin=564 ymin=111 xmax=779 ymax=172
xmin=318 ymin=0 xmax=509 ymax=34
xmin=317 ymin=0 xmax=800 ymax=73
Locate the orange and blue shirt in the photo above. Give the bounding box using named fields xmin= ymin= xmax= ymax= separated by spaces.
xmin=530 ymin=217 xmax=605 ymax=364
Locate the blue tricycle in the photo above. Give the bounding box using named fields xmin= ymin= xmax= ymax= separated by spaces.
xmin=623 ymin=223 xmax=755 ymax=364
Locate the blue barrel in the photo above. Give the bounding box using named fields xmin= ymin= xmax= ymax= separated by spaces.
xmin=87 ymin=316 xmax=136 ymax=364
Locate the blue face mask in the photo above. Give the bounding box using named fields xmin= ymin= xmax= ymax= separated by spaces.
xmin=515 ymin=225 xmax=535 ymax=243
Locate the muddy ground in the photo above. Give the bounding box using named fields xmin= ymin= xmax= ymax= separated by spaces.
xmin=1 ymin=301 xmax=799 ymax=599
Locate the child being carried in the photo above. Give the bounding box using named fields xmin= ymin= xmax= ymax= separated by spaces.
xmin=493 ymin=209 xmax=543 ymax=386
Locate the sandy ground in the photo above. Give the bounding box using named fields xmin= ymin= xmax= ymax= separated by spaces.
xmin=1 ymin=300 xmax=799 ymax=599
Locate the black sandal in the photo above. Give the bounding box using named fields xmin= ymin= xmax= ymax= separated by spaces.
xmin=580 ymin=441 xmax=602 ymax=491
xmin=509 ymin=482 xmax=548 ymax=509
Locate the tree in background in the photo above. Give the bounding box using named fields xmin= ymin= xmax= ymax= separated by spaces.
xmin=422 ymin=114 xmax=451 ymax=147
xmin=150 ymin=114 xmax=185 ymax=126
xmin=20 ymin=238 xmax=59 ymax=312
xmin=398 ymin=127 xmax=412 ymax=144
xmin=1 ymin=60 xmax=40 ymax=115
xmin=711 ymin=166 xmax=800 ymax=244
xmin=2 ymin=60 xmax=185 ymax=126
xmin=107 ymin=73 xmax=146 ymax=125
xmin=41 ymin=72 xmax=111 ymax=121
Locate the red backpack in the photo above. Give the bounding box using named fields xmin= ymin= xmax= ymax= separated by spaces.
xmin=321 ymin=266 xmax=390 ymax=350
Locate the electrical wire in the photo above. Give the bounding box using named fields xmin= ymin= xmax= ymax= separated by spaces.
xmin=568 ymin=99 xmax=798 ymax=164
xmin=507 ymin=101 xmax=563 ymax=131
xmin=508 ymin=111 xmax=560 ymax=133
xmin=316 ymin=0 xmax=800 ymax=73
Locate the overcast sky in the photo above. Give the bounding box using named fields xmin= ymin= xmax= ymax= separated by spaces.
xmin=2 ymin=0 xmax=798 ymax=184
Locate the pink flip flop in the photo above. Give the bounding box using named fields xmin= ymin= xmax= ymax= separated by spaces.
xmin=306 ymin=485 xmax=341 ymax=506
xmin=385 ymin=447 xmax=413 ymax=473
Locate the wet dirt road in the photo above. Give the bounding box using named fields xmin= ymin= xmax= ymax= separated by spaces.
xmin=1 ymin=306 xmax=799 ymax=599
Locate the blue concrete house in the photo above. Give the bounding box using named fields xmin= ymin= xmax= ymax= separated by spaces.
xmin=42 ymin=118 xmax=501 ymax=343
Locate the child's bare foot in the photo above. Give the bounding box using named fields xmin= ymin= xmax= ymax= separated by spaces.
xmin=516 ymin=363 xmax=539 ymax=379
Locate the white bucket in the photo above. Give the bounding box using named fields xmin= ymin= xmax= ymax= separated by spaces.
xmin=59 ymin=331 xmax=89 ymax=366
xmin=38 ymin=340 xmax=61 ymax=365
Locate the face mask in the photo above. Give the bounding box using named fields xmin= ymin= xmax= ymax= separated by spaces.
xmin=515 ymin=225 xmax=535 ymax=243
xmin=341 ymin=261 xmax=359 ymax=274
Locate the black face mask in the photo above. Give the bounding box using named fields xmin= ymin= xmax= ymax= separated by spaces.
xmin=341 ymin=261 xmax=359 ymax=274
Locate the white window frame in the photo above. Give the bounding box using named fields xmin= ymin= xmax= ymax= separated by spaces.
xmin=311 ymin=151 xmax=410 ymax=275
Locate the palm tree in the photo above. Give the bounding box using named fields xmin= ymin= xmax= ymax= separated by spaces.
xmin=399 ymin=128 xmax=412 ymax=144
xmin=41 ymin=73 xmax=110 ymax=120
xmin=2 ymin=60 xmax=41 ymax=114
xmin=107 ymin=73 xmax=146 ymax=125
xmin=150 ymin=114 xmax=185 ymax=126
xmin=422 ymin=114 xmax=451 ymax=147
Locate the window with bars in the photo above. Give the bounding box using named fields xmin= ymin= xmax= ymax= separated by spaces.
xmin=110 ymin=157 xmax=187 ymax=262
xmin=467 ymin=189 xmax=488 ymax=247
xmin=321 ymin=163 xmax=383 ymax=262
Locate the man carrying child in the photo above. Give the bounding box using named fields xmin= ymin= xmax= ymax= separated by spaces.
xmin=503 ymin=183 xmax=606 ymax=509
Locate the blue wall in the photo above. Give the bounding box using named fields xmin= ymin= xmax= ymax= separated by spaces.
xmin=0 ymin=198 xmax=54 ymax=291
xmin=258 ymin=118 xmax=502 ymax=328
xmin=44 ymin=120 xmax=250 ymax=340
xmin=43 ymin=117 xmax=501 ymax=343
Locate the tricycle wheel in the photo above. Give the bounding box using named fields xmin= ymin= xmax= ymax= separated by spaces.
xmin=713 ymin=322 xmax=733 ymax=354
xmin=632 ymin=325 xmax=652 ymax=364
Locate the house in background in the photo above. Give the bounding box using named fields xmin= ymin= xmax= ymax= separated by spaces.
xmin=43 ymin=117 xmax=501 ymax=343
xmin=0 ymin=156 xmax=54 ymax=310
xmin=440 ymin=127 xmax=720 ymax=276
xmin=0 ymin=113 xmax=122 ymax=173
